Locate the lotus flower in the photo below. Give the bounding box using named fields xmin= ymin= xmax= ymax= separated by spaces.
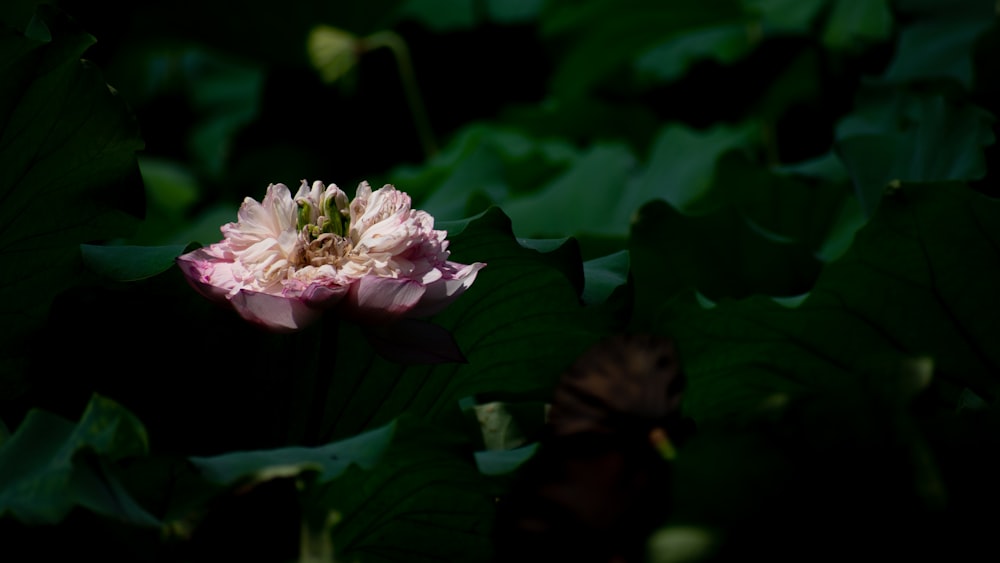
xmin=177 ymin=180 xmax=485 ymax=332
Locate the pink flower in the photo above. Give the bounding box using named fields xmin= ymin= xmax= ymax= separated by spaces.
xmin=177 ymin=180 xmax=485 ymax=332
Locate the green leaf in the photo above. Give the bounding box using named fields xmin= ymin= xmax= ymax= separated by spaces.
xmin=474 ymin=444 xmax=538 ymax=475
xmin=836 ymin=91 xmax=995 ymax=216
xmin=190 ymin=421 xmax=396 ymax=486
xmin=634 ymin=23 xmax=754 ymax=84
xmin=501 ymin=143 xmax=637 ymax=238
xmin=392 ymin=124 xmax=577 ymax=221
xmin=0 ymin=6 xmax=143 ymax=385
xmin=181 ymin=49 xmax=264 ymax=177
xmin=637 ymin=123 xmax=754 ymax=215
xmin=125 ymin=157 xmax=202 ymax=245
xmin=659 ymin=183 xmax=1000 ymax=423
xmin=882 ymin=1 xmax=996 ymax=89
xmin=582 ymin=250 xmax=630 ymax=306
xmin=542 ymin=0 xmax=746 ymax=97
xmin=306 ymin=417 xmax=497 ymax=563
xmin=745 ymin=0 xmax=825 ymax=33
xmin=395 ymin=0 xmax=479 ymax=31
xmin=0 ymin=394 xmax=157 ymax=526
xmin=629 ymin=150 xmax=849 ymax=314
xmin=821 ymin=0 xmax=893 ymax=50
xmin=629 ymin=199 xmax=823 ymax=317
xmin=80 ymin=243 xmax=193 ymax=282
xmin=486 ymin=0 xmax=544 ymax=24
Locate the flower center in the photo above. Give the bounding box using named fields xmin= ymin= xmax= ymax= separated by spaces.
xmin=294 ymin=229 xmax=355 ymax=268
xmin=292 ymin=192 xmax=355 ymax=269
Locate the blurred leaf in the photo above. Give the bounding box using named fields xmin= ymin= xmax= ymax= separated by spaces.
xmin=658 ymin=183 xmax=1000 ymax=423
xmin=502 ymin=143 xmax=637 ymax=238
xmin=126 ymin=157 xmax=202 ymax=245
xmin=396 ymin=0 xmax=543 ymax=28
xmin=474 ymin=444 xmax=538 ymax=475
xmin=501 ymin=97 xmax=662 ymax=151
xmin=836 ymin=90 xmax=995 ymax=216
xmin=171 ymin=203 xmax=239 ymax=246
xmin=392 ymin=124 xmax=577 ymax=220
xmin=180 ymin=49 xmax=264 ymax=177
xmin=486 ymin=0 xmax=544 ymax=24
xmin=821 ymin=0 xmax=893 ymax=50
xmin=80 ymin=243 xmax=192 ymax=282
xmin=629 ymin=150 xmax=853 ymax=319
xmin=634 ymin=23 xmax=754 ymax=84
xmin=637 ymin=123 xmax=754 ymax=215
xmin=629 ymin=202 xmax=822 ymax=322
xmin=395 ymin=0 xmax=479 ymax=31
xmin=774 ymin=150 xmax=850 ymax=183
xmin=542 ymin=0 xmax=746 ymax=97
xmin=582 ymin=250 xmax=630 ymax=306
xmin=745 ymin=0 xmax=825 ymax=33
xmin=0 ymin=5 xmax=143 ymax=388
xmin=751 ymin=48 xmax=823 ymax=123
xmin=0 ymin=394 xmax=157 ymax=526
xmin=813 ymin=194 xmax=866 ymax=262
xmin=712 ymin=152 xmax=851 ymax=251
xmin=0 ymin=0 xmax=46 ymax=31
xmin=881 ymin=16 xmax=995 ymax=89
xmin=138 ymin=157 xmax=199 ymax=215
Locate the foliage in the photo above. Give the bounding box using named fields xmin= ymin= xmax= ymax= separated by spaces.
xmin=0 ymin=0 xmax=998 ymax=560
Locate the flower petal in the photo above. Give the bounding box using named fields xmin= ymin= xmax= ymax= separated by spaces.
xmin=300 ymin=283 xmax=350 ymax=308
xmin=406 ymin=262 xmax=486 ymax=318
xmin=176 ymin=247 xmax=234 ymax=303
xmin=347 ymin=275 xmax=427 ymax=321
xmin=229 ymin=290 xmax=323 ymax=333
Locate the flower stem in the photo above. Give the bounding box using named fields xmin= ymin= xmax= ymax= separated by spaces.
xmin=303 ymin=315 xmax=339 ymax=445
xmin=361 ymin=30 xmax=439 ymax=158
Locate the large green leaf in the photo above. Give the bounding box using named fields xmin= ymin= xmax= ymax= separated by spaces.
xmin=190 ymin=421 xmax=397 ymax=486
xmin=80 ymin=243 xmax=192 ymax=282
xmin=629 ymin=149 xmax=851 ymax=316
xmin=501 ymin=143 xmax=637 ymax=239
xmin=657 ymin=183 xmax=1000 ymax=424
xmin=636 ymin=123 xmax=755 ymax=215
xmin=295 ymin=417 xmax=495 ymax=563
xmin=0 ymin=394 xmax=158 ymax=526
xmin=836 ymin=89 xmax=995 ymax=216
xmin=0 ymin=6 xmax=143 ymax=388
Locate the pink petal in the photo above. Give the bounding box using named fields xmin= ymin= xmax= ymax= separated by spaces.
xmin=347 ymin=276 xmax=427 ymax=322
xmin=230 ymin=290 xmax=323 ymax=333
xmin=176 ymin=248 xmax=232 ymax=303
xmin=406 ymin=262 xmax=486 ymax=318
xmin=301 ymin=283 xmax=350 ymax=308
